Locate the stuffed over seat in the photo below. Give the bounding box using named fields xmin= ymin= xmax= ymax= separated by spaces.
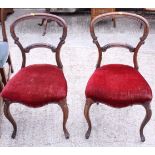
xmin=0 ymin=13 xmax=70 ymax=139
xmin=1 ymin=64 xmax=67 ymax=107
xmin=84 ymin=12 xmax=152 ymax=142
xmin=86 ymin=64 xmax=152 ymax=108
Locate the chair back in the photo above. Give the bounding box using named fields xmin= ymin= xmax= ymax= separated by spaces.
xmin=90 ymin=12 xmax=149 ymax=69
xmin=10 ymin=13 xmax=67 ymax=69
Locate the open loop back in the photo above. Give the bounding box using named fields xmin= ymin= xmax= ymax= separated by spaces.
xmin=10 ymin=13 xmax=67 ymax=69
xmin=90 ymin=12 xmax=149 ymax=69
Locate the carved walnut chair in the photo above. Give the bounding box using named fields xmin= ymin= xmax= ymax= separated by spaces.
xmin=0 ymin=8 xmax=14 ymax=86
xmin=84 ymin=12 xmax=152 ymax=142
xmin=0 ymin=13 xmax=69 ymax=139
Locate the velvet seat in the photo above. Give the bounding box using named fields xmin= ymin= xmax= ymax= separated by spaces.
xmin=1 ymin=64 xmax=67 ymax=107
xmin=85 ymin=64 xmax=152 ymax=108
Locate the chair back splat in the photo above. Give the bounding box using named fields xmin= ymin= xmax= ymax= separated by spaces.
xmin=90 ymin=12 xmax=149 ymax=69
xmin=10 ymin=13 xmax=67 ymax=69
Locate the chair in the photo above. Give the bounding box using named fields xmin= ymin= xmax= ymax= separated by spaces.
xmin=84 ymin=12 xmax=152 ymax=142
xmin=0 ymin=8 xmax=14 ymax=86
xmin=0 ymin=13 xmax=69 ymax=139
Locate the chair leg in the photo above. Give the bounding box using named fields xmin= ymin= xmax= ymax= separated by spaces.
xmin=84 ymin=98 xmax=94 ymax=139
xmin=140 ymin=103 xmax=152 ymax=142
xmin=58 ymin=98 xmax=70 ymax=139
xmin=0 ymin=68 xmax=7 ymax=86
xmin=3 ymin=101 xmax=17 ymax=139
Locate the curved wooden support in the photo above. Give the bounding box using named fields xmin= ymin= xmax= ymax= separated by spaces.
xmin=25 ymin=43 xmax=56 ymax=53
xmin=58 ymin=99 xmax=70 ymax=139
xmin=140 ymin=103 xmax=152 ymax=142
xmin=84 ymin=98 xmax=94 ymax=139
xmin=3 ymin=101 xmax=17 ymax=139
xmin=102 ymin=43 xmax=134 ymax=52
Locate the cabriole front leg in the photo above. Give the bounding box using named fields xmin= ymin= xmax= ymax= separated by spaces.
xmin=140 ymin=102 xmax=152 ymax=142
xmin=58 ymin=98 xmax=70 ymax=139
xmin=84 ymin=98 xmax=94 ymax=139
xmin=3 ymin=101 xmax=17 ymax=139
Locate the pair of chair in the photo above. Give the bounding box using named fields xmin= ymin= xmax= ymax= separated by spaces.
xmin=0 ymin=11 xmax=152 ymax=142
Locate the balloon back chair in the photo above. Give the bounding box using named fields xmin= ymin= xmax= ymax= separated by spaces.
xmin=0 ymin=13 xmax=69 ymax=139
xmin=84 ymin=12 xmax=152 ymax=142
xmin=0 ymin=8 xmax=14 ymax=86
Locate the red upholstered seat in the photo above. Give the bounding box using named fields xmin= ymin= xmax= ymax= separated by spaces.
xmin=85 ymin=64 xmax=152 ymax=108
xmin=1 ymin=64 xmax=67 ymax=107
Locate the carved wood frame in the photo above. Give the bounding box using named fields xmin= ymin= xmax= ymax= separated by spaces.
xmin=90 ymin=12 xmax=149 ymax=70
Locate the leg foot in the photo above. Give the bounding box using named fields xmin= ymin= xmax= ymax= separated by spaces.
xmin=59 ymin=99 xmax=70 ymax=139
xmin=84 ymin=98 xmax=94 ymax=139
xmin=3 ymin=101 xmax=17 ymax=139
xmin=0 ymin=68 xmax=7 ymax=86
xmin=140 ymin=103 xmax=152 ymax=142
